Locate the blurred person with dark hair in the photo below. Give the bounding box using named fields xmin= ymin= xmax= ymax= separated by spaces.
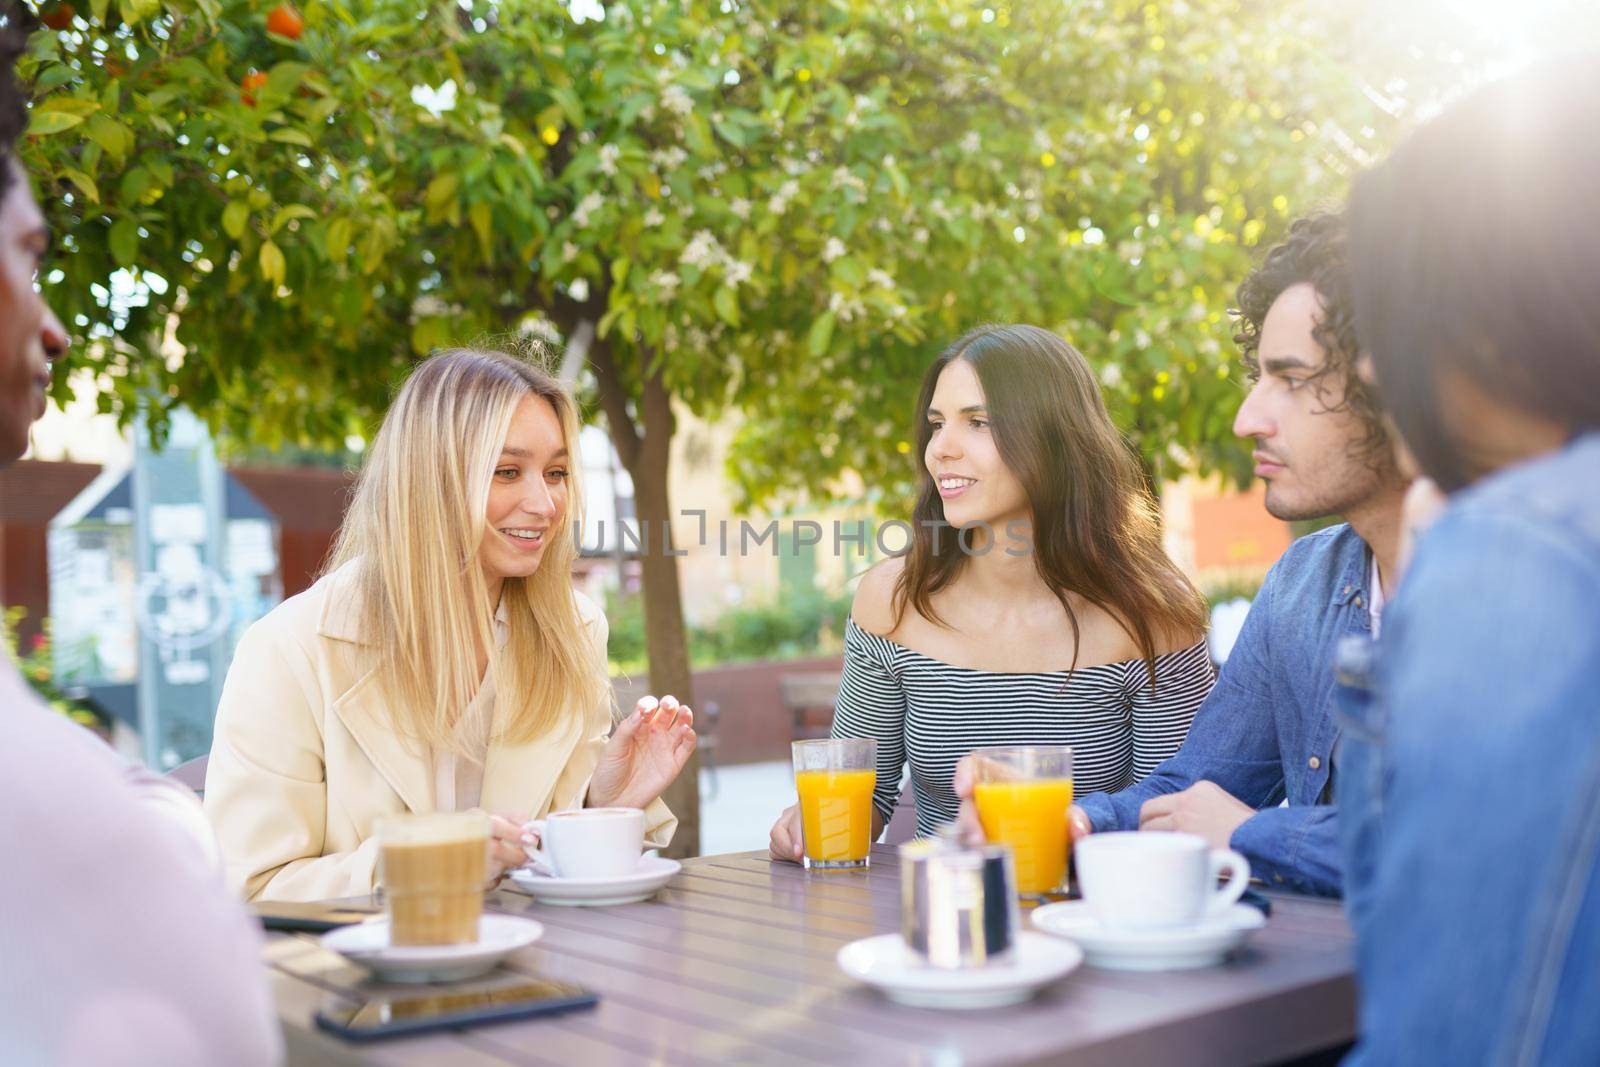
xmin=1339 ymin=57 xmax=1600 ymax=1065
xmin=962 ymin=212 xmax=1410 ymax=898
xmin=0 ymin=4 xmax=279 ymax=1063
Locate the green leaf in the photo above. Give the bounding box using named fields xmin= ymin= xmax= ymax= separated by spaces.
xmin=35 ymin=97 xmax=102 ymax=118
xmin=268 ymin=128 xmax=315 ymax=147
xmin=59 ymin=168 xmax=99 ymax=204
xmin=222 ymin=201 xmax=250 ymax=240
xmin=550 ymin=87 xmax=586 ymax=127
xmin=324 ymin=217 xmax=353 ymax=263
xmin=807 ymin=311 xmax=836 ymax=356
xmin=469 ymin=201 xmax=493 ymax=263
xmin=271 ymin=205 xmax=318 ymax=234
xmin=84 ymin=114 xmax=133 ymax=165
xmin=259 ymin=241 xmax=286 ymax=287
xmin=425 ymin=172 xmax=460 ymax=211
xmin=713 ymin=285 xmax=740 ymax=326
xmin=120 ymin=167 xmax=152 ymax=205
xmin=108 ymin=218 xmax=139 ymax=267
xmin=27 ymin=111 xmax=86 ymax=135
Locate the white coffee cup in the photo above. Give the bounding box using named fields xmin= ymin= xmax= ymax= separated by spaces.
xmin=1073 ymin=831 xmax=1250 ymax=930
xmin=523 ymin=807 xmax=646 ymax=880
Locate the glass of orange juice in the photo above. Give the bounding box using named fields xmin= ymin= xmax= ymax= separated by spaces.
xmin=971 ymin=745 xmax=1074 ymax=898
xmin=792 ymin=738 xmax=878 ymax=870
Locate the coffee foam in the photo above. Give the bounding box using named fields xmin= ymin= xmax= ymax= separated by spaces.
xmin=381 ymin=813 xmax=488 ymax=846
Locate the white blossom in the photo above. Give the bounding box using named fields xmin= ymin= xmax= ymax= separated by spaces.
xmin=768 ymin=178 xmax=800 ymax=216
xmin=643 ymin=207 xmax=666 ymax=227
xmin=661 ymin=84 xmax=694 ymax=117
xmin=724 ymin=260 xmax=754 ymax=287
xmin=650 ymin=145 xmax=688 ymax=170
xmin=867 ymin=268 xmax=895 ymax=290
xmin=960 ymin=131 xmax=981 ymax=153
xmin=730 ymin=198 xmax=751 ymax=220
xmin=913 ymin=227 xmax=930 ymax=244
xmin=572 ymin=191 xmax=604 ymax=228
xmin=827 ymin=291 xmax=865 ymax=322
xmin=649 ymin=270 xmax=681 ymax=295
xmin=561 ymin=241 xmax=579 ymax=264
xmin=680 ymin=229 xmax=725 ymax=269
xmin=598 ymin=144 xmax=621 ymax=176
xmin=822 ymin=237 xmax=847 ymax=263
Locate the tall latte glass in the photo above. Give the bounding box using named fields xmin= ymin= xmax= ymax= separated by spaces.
xmin=792 ymin=738 xmax=878 ymax=870
xmin=971 ymin=745 xmax=1074 ymax=898
xmin=378 ymin=812 xmax=489 ymax=946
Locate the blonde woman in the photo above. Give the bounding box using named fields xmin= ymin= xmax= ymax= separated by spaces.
xmin=204 ymin=348 xmax=695 ymax=902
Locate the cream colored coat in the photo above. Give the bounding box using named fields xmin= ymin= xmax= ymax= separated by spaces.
xmin=204 ymin=562 xmax=675 ymax=902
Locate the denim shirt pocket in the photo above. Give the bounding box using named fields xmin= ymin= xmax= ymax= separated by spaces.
xmin=1331 ymin=634 xmax=1386 ymax=933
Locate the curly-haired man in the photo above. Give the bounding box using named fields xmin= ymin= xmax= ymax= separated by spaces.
xmin=1067 ymin=210 xmax=1411 ymax=897
xmin=0 ymin=5 xmax=279 ymax=1062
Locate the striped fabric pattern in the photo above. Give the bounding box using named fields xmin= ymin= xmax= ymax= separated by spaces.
xmin=832 ymin=618 xmax=1216 ymax=839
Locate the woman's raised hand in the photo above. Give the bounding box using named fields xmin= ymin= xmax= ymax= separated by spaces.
xmin=587 ymin=696 xmax=697 ymax=811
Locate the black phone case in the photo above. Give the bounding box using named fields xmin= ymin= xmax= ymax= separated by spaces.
xmin=313 ymin=990 xmax=599 ymax=1042
xmin=254 ymin=903 xmax=381 ymax=933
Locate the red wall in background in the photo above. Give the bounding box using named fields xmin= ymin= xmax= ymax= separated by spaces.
xmin=230 ymin=465 xmax=355 ymax=597
xmin=1191 ymin=482 xmax=1293 ymax=572
xmin=0 ymin=460 xmax=102 ymax=648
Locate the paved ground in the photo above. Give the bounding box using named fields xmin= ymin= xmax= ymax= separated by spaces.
xmin=698 ymin=760 xmax=793 ymax=856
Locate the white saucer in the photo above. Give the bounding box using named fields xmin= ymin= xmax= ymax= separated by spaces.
xmin=320 ymin=914 xmax=544 ymax=984
xmin=508 ymin=854 xmax=681 ymax=906
xmin=836 ymin=932 xmax=1083 ymax=1009
xmin=1030 ymin=901 xmax=1266 ymax=971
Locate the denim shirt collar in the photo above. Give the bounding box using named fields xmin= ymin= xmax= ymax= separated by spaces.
xmin=1329 ymin=536 xmax=1375 ymax=617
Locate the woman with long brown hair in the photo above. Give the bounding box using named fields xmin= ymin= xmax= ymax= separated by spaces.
xmin=770 ymin=324 xmax=1212 ymax=855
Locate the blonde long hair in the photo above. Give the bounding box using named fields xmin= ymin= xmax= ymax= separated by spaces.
xmin=327 ymin=347 xmax=606 ymax=754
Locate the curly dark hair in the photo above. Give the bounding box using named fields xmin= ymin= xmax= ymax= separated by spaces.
xmin=1232 ymin=211 xmax=1390 ymax=465
xmin=0 ymin=1 xmax=35 ymax=204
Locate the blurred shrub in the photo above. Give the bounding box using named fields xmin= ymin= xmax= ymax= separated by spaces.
xmin=2 ymin=608 xmax=100 ymax=729
xmin=606 ymin=589 xmax=851 ymax=674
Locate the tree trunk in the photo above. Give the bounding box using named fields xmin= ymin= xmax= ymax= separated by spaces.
xmin=589 ymin=337 xmax=700 ymax=857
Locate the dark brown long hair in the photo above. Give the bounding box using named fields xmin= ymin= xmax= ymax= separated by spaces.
xmin=893 ymin=324 xmax=1207 ymax=687
xmin=1349 ymin=59 xmax=1600 ymax=492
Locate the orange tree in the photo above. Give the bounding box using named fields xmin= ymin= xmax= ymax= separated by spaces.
xmin=18 ymin=0 xmax=1550 ymax=849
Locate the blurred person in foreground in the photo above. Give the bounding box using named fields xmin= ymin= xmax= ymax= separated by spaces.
xmin=205 ymin=348 xmax=695 ymax=901
xmin=955 ymin=213 xmax=1410 ymax=897
xmin=0 ymin=4 xmax=279 ymax=1063
xmin=1339 ymin=57 xmax=1600 ymax=1065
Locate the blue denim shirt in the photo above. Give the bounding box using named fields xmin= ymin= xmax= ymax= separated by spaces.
xmin=1078 ymin=523 xmax=1372 ymax=896
xmin=1337 ymin=435 xmax=1600 ymax=1066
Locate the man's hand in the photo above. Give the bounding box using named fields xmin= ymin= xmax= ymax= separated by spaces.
xmin=952 ymin=754 xmax=1093 ymax=848
xmin=1137 ymin=781 xmax=1253 ymax=850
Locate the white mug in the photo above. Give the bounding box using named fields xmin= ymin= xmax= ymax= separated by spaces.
xmin=1074 ymin=831 xmax=1250 ymax=929
xmin=523 ymin=807 xmax=645 ymax=880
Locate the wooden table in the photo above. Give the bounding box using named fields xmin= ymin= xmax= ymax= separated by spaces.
xmin=267 ymin=846 xmax=1356 ymax=1066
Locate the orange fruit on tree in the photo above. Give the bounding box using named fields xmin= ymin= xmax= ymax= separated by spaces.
xmin=41 ymin=4 xmax=75 ymax=30
xmin=241 ymin=70 xmax=270 ymax=105
xmin=266 ymin=3 xmax=303 ymax=40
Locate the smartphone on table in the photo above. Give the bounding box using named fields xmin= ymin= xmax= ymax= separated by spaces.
xmin=314 ymin=979 xmax=599 ymax=1042
xmin=252 ymin=900 xmax=382 ymax=933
